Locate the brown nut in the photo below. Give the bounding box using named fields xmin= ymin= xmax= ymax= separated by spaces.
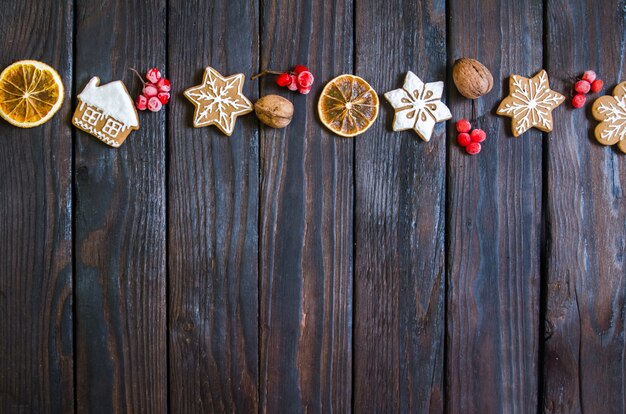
xmin=254 ymin=94 xmax=294 ymax=128
xmin=452 ymin=58 xmax=494 ymax=99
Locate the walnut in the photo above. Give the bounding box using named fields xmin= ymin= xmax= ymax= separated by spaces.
xmin=452 ymin=58 xmax=494 ymax=99
xmin=254 ymin=95 xmax=294 ymax=128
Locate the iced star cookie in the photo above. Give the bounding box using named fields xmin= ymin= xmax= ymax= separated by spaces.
xmin=592 ymin=81 xmax=626 ymax=153
xmin=497 ymin=70 xmax=565 ymax=137
xmin=184 ymin=66 xmax=253 ymax=136
xmin=384 ymin=71 xmax=452 ymax=141
xmin=72 ymin=77 xmax=139 ymax=147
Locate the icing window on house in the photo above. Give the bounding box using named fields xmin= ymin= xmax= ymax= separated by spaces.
xmin=82 ymin=106 xmax=101 ymax=126
xmin=102 ymin=118 xmax=123 ymax=137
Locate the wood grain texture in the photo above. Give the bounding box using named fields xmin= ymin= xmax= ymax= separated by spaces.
xmin=445 ymin=0 xmax=543 ymax=412
xmin=544 ymin=0 xmax=626 ymax=412
xmin=0 ymin=1 xmax=74 ymax=413
xmin=3 ymin=0 xmax=626 ymax=411
xmin=167 ymin=0 xmax=259 ymax=412
xmin=73 ymin=0 xmax=167 ymax=412
xmin=353 ymin=0 xmax=446 ymax=412
xmin=258 ymin=1 xmax=353 ymax=412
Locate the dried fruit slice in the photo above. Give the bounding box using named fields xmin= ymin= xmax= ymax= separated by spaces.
xmin=318 ymin=74 xmax=378 ymax=137
xmin=0 ymin=60 xmax=64 ymax=128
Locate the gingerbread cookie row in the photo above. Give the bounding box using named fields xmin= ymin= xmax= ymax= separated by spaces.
xmin=0 ymin=60 xmax=624 ymax=153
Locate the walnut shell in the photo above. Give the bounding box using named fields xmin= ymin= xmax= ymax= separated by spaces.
xmin=452 ymin=58 xmax=494 ymax=99
xmin=254 ymin=94 xmax=294 ymax=128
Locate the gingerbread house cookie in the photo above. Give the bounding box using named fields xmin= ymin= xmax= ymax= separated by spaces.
xmin=73 ymin=77 xmax=139 ymax=147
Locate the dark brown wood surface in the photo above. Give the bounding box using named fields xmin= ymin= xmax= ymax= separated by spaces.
xmin=544 ymin=1 xmax=626 ymax=413
xmin=258 ymin=0 xmax=353 ymax=412
xmin=353 ymin=0 xmax=446 ymax=412
xmin=73 ymin=0 xmax=167 ymax=412
xmin=0 ymin=1 xmax=74 ymax=413
xmin=167 ymin=0 xmax=259 ymax=412
xmin=446 ymin=0 xmax=543 ymax=412
xmin=1 ymin=0 xmax=625 ymax=413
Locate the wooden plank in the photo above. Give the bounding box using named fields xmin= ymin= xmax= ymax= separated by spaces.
xmin=258 ymin=0 xmax=353 ymax=412
xmin=352 ymin=0 xmax=446 ymax=412
xmin=73 ymin=0 xmax=167 ymax=412
xmin=543 ymin=1 xmax=626 ymax=412
xmin=0 ymin=1 xmax=74 ymax=412
xmin=445 ymin=1 xmax=544 ymax=412
xmin=167 ymin=0 xmax=259 ymax=412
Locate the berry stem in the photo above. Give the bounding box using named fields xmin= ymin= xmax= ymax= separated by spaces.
xmin=251 ymin=69 xmax=284 ymax=80
xmin=129 ymin=68 xmax=146 ymax=87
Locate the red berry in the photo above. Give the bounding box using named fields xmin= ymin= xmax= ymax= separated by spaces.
xmin=574 ymin=80 xmax=591 ymax=94
xmin=293 ymin=65 xmax=308 ymax=75
xmin=143 ymin=83 xmax=158 ymax=98
xmin=572 ymin=93 xmax=586 ymax=108
xmin=156 ymin=78 xmax=171 ymax=92
xmin=287 ymin=74 xmax=299 ymax=91
xmin=276 ymin=72 xmax=291 ymax=87
xmin=582 ymin=70 xmax=596 ymax=83
xmin=590 ymin=79 xmax=603 ymax=93
xmin=457 ymin=132 xmax=472 ymax=147
xmin=470 ymin=128 xmax=486 ymax=143
xmin=298 ymin=86 xmax=311 ymax=95
xmin=157 ymin=92 xmax=170 ymax=104
xmin=466 ymin=142 xmax=481 ymax=155
xmin=296 ymin=71 xmax=314 ymax=88
xmin=146 ymin=68 xmax=161 ymax=83
xmin=456 ymin=119 xmax=471 ymax=133
xmin=136 ymin=94 xmax=148 ymax=111
xmin=147 ymin=96 xmax=162 ymax=112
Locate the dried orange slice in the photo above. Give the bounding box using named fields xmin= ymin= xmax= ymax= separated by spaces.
xmin=318 ymin=74 xmax=379 ymax=137
xmin=0 ymin=60 xmax=64 ymax=128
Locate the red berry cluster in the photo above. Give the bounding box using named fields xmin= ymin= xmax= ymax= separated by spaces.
xmin=135 ymin=68 xmax=171 ymax=112
xmin=456 ymin=119 xmax=486 ymax=155
xmin=275 ymin=65 xmax=314 ymax=94
xmin=572 ymin=70 xmax=603 ymax=109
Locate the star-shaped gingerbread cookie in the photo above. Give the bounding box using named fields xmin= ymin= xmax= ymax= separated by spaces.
xmin=497 ymin=70 xmax=564 ymax=137
xmin=592 ymin=81 xmax=626 ymax=153
xmin=384 ymin=71 xmax=452 ymax=141
xmin=184 ymin=66 xmax=253 ymax=135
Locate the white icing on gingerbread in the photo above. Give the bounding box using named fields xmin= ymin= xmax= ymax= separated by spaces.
xmin=78 ymin=77 xmax=139 ymax=127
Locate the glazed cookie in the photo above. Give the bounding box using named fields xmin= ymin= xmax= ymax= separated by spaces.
xmin=497 ymin=70 xmax=564 ymax=137
xmin=384 ymin=71 xmax=452 ymax=141
xmin=184 ymin=66 xmax=253 ymax=136
xmin=591 ymin=81 xmax=626 ymax=153
xmin=73 ymin=77 xmax=139 ymax=148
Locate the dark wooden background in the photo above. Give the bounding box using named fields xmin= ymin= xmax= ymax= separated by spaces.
xmin=0 ymin=0 xmax=625 ymax=412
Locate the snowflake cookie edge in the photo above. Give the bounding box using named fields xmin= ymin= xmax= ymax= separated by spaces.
xmin=591 ymin=81 xmax=626 ymax=153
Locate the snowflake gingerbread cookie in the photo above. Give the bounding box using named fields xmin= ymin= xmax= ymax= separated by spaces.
xmin=72 ymin=77 xmax=139 ymax=148
xmin=497 ymin=70 xmax=564 ymax=137
xmin=592 ymin=81 xmax=626 ymax=153
xmin=384 ymin=71 xmax=452 ymax=141
xmin=184 ymin=66 xmax=253 ymax=136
